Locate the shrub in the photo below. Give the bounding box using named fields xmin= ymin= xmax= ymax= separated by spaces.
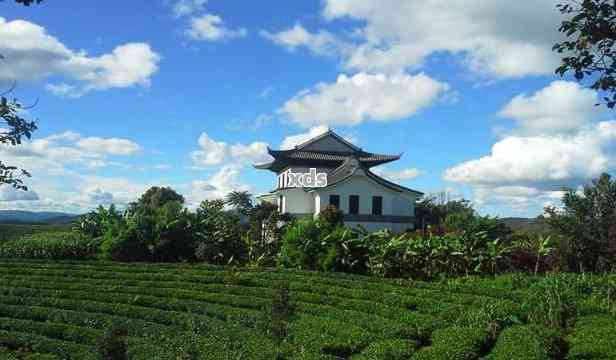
xmin=353 ymin=339 xmax=416 ymax=359
xmin=318 ymin=205 xmax=344 ymax=227
xmin=279 ymin=219 xmax=328 ymax=270
xmin=486 ymin=325 xmax=565 ymax=360
xmin=567 ymin=315 xmax=616 ymax=359
xmin=523 ymin=275 xmax=578 ymax=329
xmin=413 ymin=326 xmax=490 ymax=360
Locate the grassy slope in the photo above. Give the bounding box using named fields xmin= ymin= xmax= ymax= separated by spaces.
xmin=0 ymin=260 xmax=612 ymax=359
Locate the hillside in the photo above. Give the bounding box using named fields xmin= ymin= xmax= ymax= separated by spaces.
xmin=0 ymin=211 xmax=79 ymax=225
xmin=0 ymin=260 xmax=613 ymax=359
xmin=499 ymin=217 xmax=550 ymax=233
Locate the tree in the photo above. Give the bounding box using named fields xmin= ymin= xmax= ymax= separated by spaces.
xmin=224 ymin=190 xmax=253 ymax=215
xmin=130 ymin=186 xmax=184 ymax=214
xmin=0 ymin=0 xmax=44 ymax=189
xmin=545 ymin=173 xmax=616 ymax=272
xmin=553 ymin=0 xmax=616 ymax=108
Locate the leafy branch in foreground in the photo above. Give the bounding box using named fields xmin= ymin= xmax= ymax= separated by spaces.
xmin=0 ymin=88 xmax=38 ymax=190
xmin=554 ymin=0 xmax=616 ymax=108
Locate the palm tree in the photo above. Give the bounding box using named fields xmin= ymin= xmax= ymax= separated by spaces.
xmin=225 ymin=191 xmax=253 ymax=215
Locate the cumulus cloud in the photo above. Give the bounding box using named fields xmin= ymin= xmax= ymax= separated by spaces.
xmin=372 ymin=167 xmax=423 ymax=182
xmin=280 ymin=72 xmax=448 ymax=127
xmin=0 ymin=186 xmax=39 ymax=202
xmin=445 ymin=81 xmax=616 ymax=215
xmin=188 ymin=165 xmax=251 ymax=205
xmin=85 ymin=188 xmax=114 ymax=206
xmin=191 ymin=132 xmax=270 ymax=167
xmin=444 ymin=129 xmax=613 ymax=188
xmin=260 ymin=24 xmax=343 ymax=57
xmin=499 ymin=81 xmax=603 ymax=135
xmin=186 ymin=14 xmax=247 ymax=41
xmin=76 ymin=137 xmax=141 ymax=156
xmin=0 ymin=131 xmax=142 ymax=174
xmin=0 ymin=18 xmax=160 ymax=97
xmin=171 ymin=0 xmax=208 ymax=18
xmin=265 ymin=1 xmax=563 ymax=78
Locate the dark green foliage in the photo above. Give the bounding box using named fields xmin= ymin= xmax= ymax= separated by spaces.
xmin=279 ymin=218 xmax=328 ymax=270
xmin=545 ymin=173 xmax=616 ymax=272
xmin=194 ymin=199 xmax=246 ymax=265
xmin=224 ymin=190 xmax=253 ymax=215
xmin=246 ymin=202 xmax=284 ymax=266
xmin=97 ymin=323 xmax=128 ymax=360
xmin=318 ymin=205 xmax=344 ymax=227
xmin=130 ymin=186 xmax=185 ymax=214
xmin=554 ymin=0 xmax=616 ymax=108
xmin=73 ymin=205 xmax=124 ymax=239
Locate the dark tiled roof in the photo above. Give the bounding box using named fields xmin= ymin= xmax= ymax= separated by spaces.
xmin=301 ymin=158 xmax=423 ymax=195
xmin=253 ymin=129 xmax=402 ymax=172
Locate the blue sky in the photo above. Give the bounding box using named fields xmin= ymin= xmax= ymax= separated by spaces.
xmin=1 ymin=0 xmax=613 ymax=217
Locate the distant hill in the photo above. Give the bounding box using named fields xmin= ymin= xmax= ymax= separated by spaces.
xmin=0 ymin=210 xmax=80 ymax=224
xmin=499 ymin=217 xmax=550 ymax=233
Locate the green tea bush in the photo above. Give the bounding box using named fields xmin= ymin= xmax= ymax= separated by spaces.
xmin=352 ymin=339 xmax=416 ymax=359
xmin=486 ymin=325 xmax=565 ymax=360
xmin=413 ymin=326 xmax=490 ymax=360
xmin=567 ymin=315 xmax=616 ymax=359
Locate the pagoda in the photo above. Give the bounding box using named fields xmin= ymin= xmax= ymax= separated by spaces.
xmin=255 ymin=129 xmax=422 ymax=232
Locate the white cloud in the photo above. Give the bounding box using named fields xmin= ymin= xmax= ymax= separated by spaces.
xmin=76 ymin=137 xmax=141 ymax=156
xmin=191 ymin=132 xmax=270 ymax=167
xmin=444 ymin=126 xmax=614 ymax=188
xmin=280 ymin=126 xmax=329 ymax=150
xmin=372 ymin=167 xmax=423 ymax=181
xmin=279 ymin=125 xmax=358 ymax=150
xmin=0 ymin=18 xmax=160 ymax=96
xmin=188 ymin=165 xmax=251 ymax=205
xmin=444 ymin=81 xmax=616 ymax=215
xmin=85 ymin=188 xmax=114 ymax=206
xmin=499 ymin=81 xmax=602 ymax=135
xmin=260 ymin=24 xmax=343 ymax=56
xmin=299 ymin=0 xmax=565 ymax=78
xmin=186 ymin=14 xmax=247 ymax=41
xmin=280 ymin=72 xmax=448 ymax=127
xmin=191 ymin=133 xmax=228 ymax=165
xmin=0 ymin=186 xmax=39 ymax=202
xmin=0 ymin=131 xmax=142 ymax=175
xmin=171 ymin=0 xmax=208 ymax=18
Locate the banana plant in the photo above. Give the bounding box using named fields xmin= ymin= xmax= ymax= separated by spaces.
xmin=534 ymin=235 xmax=553 ymax=275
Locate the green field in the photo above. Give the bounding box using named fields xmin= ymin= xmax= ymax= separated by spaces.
xmin=0 ymin=224 xmax=72 ymax=243
xmin=0 ymin=259 xmax=613 ymax=359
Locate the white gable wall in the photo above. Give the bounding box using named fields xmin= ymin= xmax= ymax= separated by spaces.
xmin=277 ymin=188 xmax=314 ymax=215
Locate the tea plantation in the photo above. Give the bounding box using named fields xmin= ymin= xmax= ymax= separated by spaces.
xmin=0 ymin=259 xmax=614 ymax=359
